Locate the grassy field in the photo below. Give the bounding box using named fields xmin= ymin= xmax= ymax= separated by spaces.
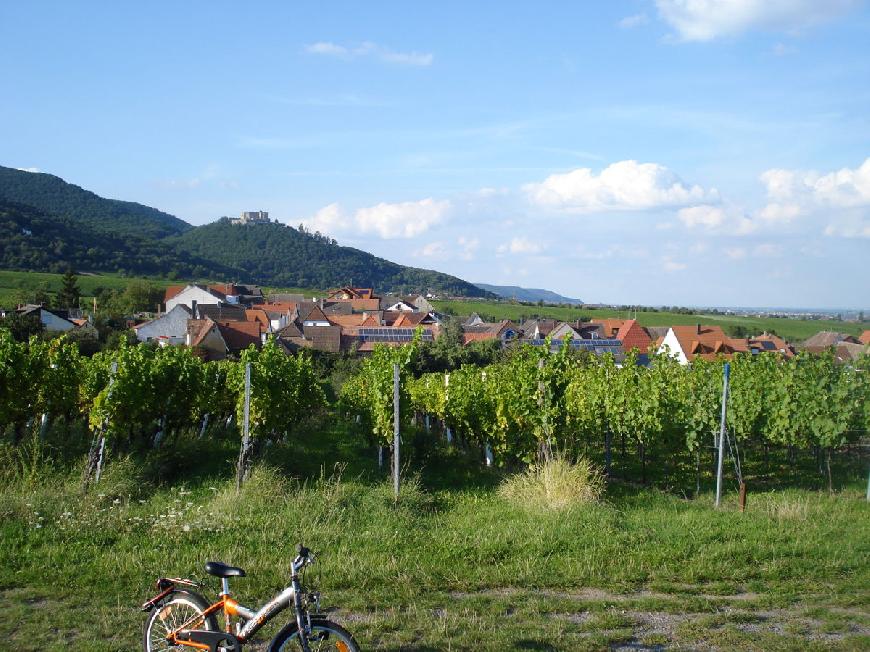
xmin=0 ymin=269 xmax=318 ymax=307
xmin=433 ymin=299 xmax=868 ymax=343
xmin=2 ymin=420 xmax=868 ymax=651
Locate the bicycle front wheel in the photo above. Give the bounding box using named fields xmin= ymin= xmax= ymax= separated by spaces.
xmin=272 ymin=619 xmax=360 ymax=652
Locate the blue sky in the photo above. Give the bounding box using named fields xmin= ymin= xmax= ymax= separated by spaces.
xmin=2 ymin=1 xmax=869 ymax=308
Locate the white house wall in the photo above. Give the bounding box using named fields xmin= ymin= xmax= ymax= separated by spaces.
xmin=658 ymin=328 xmax=688 ymax=365
xmin=166 ymin=286 xmax=222 ymax=312
xmin=136 ymin=305 xmax=190 ymax=345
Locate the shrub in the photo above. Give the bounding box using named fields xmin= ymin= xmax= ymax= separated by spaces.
xmin=498 ymin=456 xmax=605 ymax=512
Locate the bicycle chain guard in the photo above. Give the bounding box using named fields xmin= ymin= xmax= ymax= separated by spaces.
xmin=175 ymin=629 xmax=241 ymax=652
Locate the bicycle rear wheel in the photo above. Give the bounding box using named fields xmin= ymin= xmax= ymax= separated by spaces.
xmin=271 ymin=619 xmax=360 ymax=652
xmin=143 ymin=590 xmax=218 ymax=652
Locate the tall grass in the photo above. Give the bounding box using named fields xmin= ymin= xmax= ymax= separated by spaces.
xmin=499 ymin=456 xmax=605 ymax=511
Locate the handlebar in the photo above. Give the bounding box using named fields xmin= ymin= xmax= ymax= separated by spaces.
xmin=292 ymin=543 xmax=315 ymax=573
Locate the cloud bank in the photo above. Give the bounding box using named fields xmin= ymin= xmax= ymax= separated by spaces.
xmin=655 ymin=0 xmax=857 ymax=41
xmin=524 ymin=160 xmax=716 ymax=212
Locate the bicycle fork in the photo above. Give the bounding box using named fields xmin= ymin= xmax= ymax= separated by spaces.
xmin=291 ymin=572 xmax=313 ymax=652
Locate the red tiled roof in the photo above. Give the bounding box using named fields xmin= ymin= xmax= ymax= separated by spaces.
xmin=164 ymin=285 xmax=186 ymax=302
xmin=186 ymin=318 xmax=219 ymax=348
xmin=260 ymin=301 xmax=297 ymax=313
xmin=615 ymin=319 xmax=652 ymax=352
xmin=217 ymin=321 xmax=262 ymax=352
xmin=463 ymin=332 xmax=496 ymax=344
xmin=326 ymin=313 xmax=367 ymax=328
xmin=859 ymin=330 xmax=870 ymax=346
xmin=245 ymin=309 xmax=271 ymax=329
xmin=589 ymin=319 xmax=625 ymax=338
xmin=667 ymin=325 xmax=749 ymax=361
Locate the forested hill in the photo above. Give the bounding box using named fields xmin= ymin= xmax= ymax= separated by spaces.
xmin=0 ymin=166 xmax=491 ymax=296
xmin=0 ymin=166 xmax=190 ymax=239
xmin=171 ymin=219 xmax=489 ymax=296
xmin=0 ymin=199 xmax=239 ymax=279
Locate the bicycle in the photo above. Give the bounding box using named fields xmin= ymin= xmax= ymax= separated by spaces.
xmin=141 ymin=544 xmax=359 ymax=652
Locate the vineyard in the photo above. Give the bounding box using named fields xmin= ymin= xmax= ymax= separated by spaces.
xmin=342 ymin=336 xmax=869 ymax=492
xmin=2 ymin=328 xmax=869 ymax=493
xmin=2 ymin=329 xmax=869 ymax=650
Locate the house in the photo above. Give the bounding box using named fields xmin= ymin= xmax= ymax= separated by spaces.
xmin=860 ymin=330 xmax=870 ymax=346
xmin=519 ymin=319 xmax=559 ymax=340
xmin=746 ymin=333 xmax=795 ymax=358
xmin=196 ymin=302 xmax=247 ymax=322
xmin=134 ymin=304 xmax=192 ymax=345
xmin=463 ymin=313 xmax=484 ymax=327
xmin=411 ymin=295 xmax=435 ymax=314
xmin=70 ymin=317 xmax=99 ymax=339
xmin=589 ymin=319 xmax=627 ymax=339
xmin=384 ymin=298 xmax=416 ymax=312
xmin=658 ymin=325 xmax=748 ymax=364
xmin=15 ymin=304 xmax=76 ymax=332
xmin=267 ymin=293 xmax=305 ymax=304
xmin=215 ymin=321 xmax=264 ymax=354
xmin=301 ymin=325 xmax=342 ymax=353
xmin=803 ymin=331 xmax=860 ymax=348
xmin=328 ymin=287 xmax=376 ymax=300
xmin=185 ymin=318 xmax=228 ymax=360
xmin=165 ymin=285 xmax=227 ymax=312
xmin=615 ymin=319 xmax=653 ymax=353
xmin=462 ymin=320 xmax=517 ymax=345
xmin=274 ymin=321 xmax=344 ymax=353
xmin=299 ymin=305 xmax=331 ymax=327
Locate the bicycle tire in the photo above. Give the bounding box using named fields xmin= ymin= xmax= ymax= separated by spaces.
xmin=269 ymin=619 xmax=361 ymax=652
xmin=142 ymin=589 xmax=219 ymax=652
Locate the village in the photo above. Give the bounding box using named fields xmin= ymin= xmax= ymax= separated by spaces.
xmin=8 ymin=282 xmax=869 ymax=364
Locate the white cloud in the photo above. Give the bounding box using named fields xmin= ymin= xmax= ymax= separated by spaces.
xmin=725 ymin=247 xmax=747 ymax=260
xmin=417 ymin=241 xmax=447 ymax=258
xmin=304 ymin=41 xmax=433 ymax=66
xmin=675 ymin=203 xmax=758 ymax=235
xmin=677 ymin=205 xmax=726 ymax=228
xmin=356 ymin=198 xmax=449 ymax=238
xmin=305 ymin=198 xmax=450 ymax=239
xmin=655 ymin=0 xmax=857 ymax=42
xmin=497 ymin=237 xmax=544 ymax=255
xmin=824 ymin=223 xmax=870 ymax=238
xmin=524 ymin=160 xmax=716 ymax=212
xmin=16 ymin=167 xmax=40 ymax=173
xmin=457 ymin=236 xmax=480 ymax=261
xmin=619 ymin=13 xmax=649 ymax=29
xmin=662 ymin=256 xmax=687 ymax=272
xmin=306 ymin=202 xmax=351 ymax=234
xmin=759 ymin=158 xmax=870 ymax=236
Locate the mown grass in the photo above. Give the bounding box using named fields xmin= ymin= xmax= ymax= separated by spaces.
xmin=1 ymin=422 xmax=868 ymax=651
xmin=433 ymin=299 xmax=868 ymax=343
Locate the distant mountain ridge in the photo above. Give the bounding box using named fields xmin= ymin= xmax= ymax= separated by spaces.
xmin=474 ymin=283 xmax=583 ymax=305
xmin=0 ymin=165 xmax=491 ymax=297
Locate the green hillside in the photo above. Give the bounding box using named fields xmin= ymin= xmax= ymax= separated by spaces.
xmin=0 ymin=199 xmax=239 ymax=280
xmin=0 ymin=166 xmax=492 ymax=297
xmin=0 ymin=166 xmax=189 ymax=239
xmin=170 ymin=218 xmax=490 ymax=296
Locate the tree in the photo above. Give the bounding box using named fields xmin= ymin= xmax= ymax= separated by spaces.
xmin=56 ymin=268 xmax=81 ymax=311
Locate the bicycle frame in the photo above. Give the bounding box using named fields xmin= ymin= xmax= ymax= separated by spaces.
xmin=159 ymin=561 xmax=311 ymax=649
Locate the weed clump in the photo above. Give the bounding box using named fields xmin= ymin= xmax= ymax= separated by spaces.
xmin=499 ymin=456 xmax=605 ymax=511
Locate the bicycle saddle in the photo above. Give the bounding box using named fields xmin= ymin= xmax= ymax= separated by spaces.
xmin=204 ymin=561 xmax=246 ymax=578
